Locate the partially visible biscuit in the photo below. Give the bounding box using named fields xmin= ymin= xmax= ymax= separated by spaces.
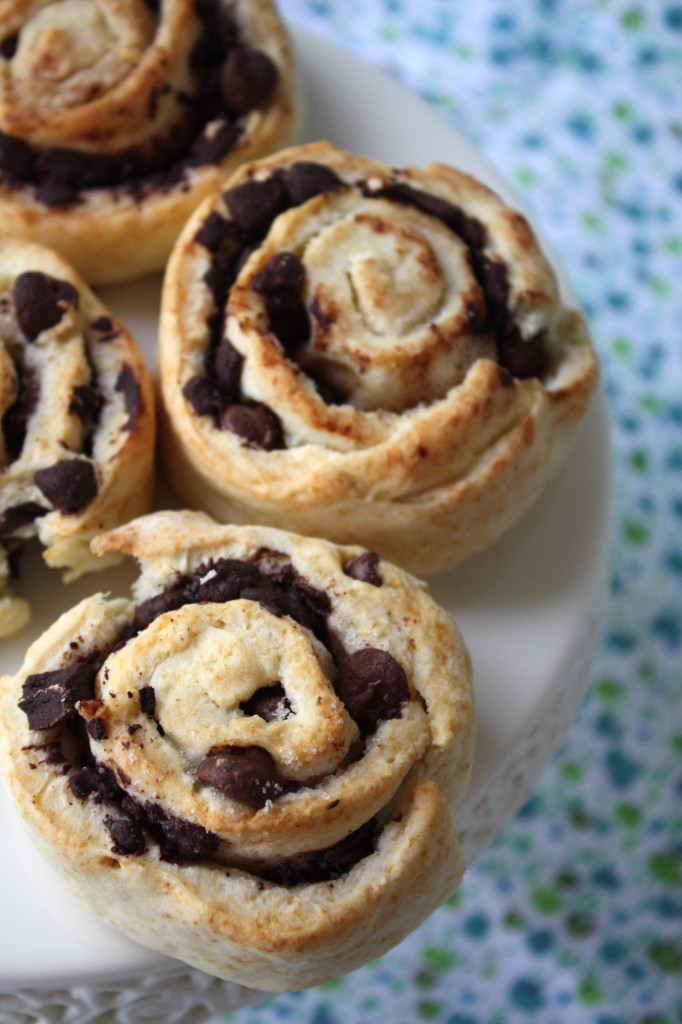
xmin=0 ymin=237 xmax=155 ymax=637
xmin=0 ymin=0 xmax=298 ymax=284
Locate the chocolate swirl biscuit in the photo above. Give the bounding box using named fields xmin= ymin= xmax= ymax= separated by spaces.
xmin=0 ymin=0 xmax=297 ymax=284
xmin=159 ymin=141 xmax=599 ymax=576
xmin=0 ymin=509 xmax=473 ymax=990
xmin=0 ymin=237 xmax=155 ymax=638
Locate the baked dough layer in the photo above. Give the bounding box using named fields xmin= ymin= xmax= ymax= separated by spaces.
xmin=0 ymin=509 xmax=474 ymax=990
xmin=159 ymin=141 xmax=599 ymax=575
xmin=0 ymin=0 xmax=298 ymax=284
xmin=0 ymin=237 xmax=155 ymax=637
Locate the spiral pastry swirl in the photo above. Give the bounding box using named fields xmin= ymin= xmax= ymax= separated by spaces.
xmin=0 ymin=509 xmax=473 ymax=990
xmin=0 ymin=237 xmax=155 ymax=638
xmin=0 ymin=0 xmax=297 ymax=284
xmin=159 ymin=142 xmax=599 ymax=575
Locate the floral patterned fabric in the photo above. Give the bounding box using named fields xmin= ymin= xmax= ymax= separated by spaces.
xmin=220 ymin=2 xmax=682 ymax=1021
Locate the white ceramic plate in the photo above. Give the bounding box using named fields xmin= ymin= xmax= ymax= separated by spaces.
xmin=0 ymin=28 xmax=611 ymax=991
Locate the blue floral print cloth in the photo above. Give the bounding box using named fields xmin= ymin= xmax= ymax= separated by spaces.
xmin=219 ymin=2 xmax=682 ymax=1021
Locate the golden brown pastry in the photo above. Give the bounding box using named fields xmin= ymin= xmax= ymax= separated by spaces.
xmin=0 ymin=237 xmax=155 ymax=638
xmin=158 ymin=141 xmax=599 ymax=576
xmin=0 ymin=509 xmax=474 ymax=991
xmin=0 ymin=0 xmax=297 ymax=284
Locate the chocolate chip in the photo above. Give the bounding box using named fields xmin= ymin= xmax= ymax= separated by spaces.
xmin=193 ymin=557 xmax=261 ymax=603
xmin=475 ymin=253 xmax=509 ymax=309
xmin=283 ymin=162 xmax=343 ymax=206
xmin=279 ymin=578 xmax=332 ymax=643
xmin=197 ymin=744 xmax=294 ymax=808
xmin=0 ymin=34 xmax=18 ymax=60
xmin=138 ymin=685 xmax=156 ymax=715
xmin=87 ymin=718 xmax=107 ymax=741
xmin=241 ymin=572 xmax=331 ymax=643
xmin=13 ymin=272 xmax=79 ymax=341
xmin=224 ymin=176 xmax=287 ymax=240
xmin=90 ymin=316 xmax=119 ymax=340
xmin=68 ymin=764 xmax=119 ymax=802
xmin=118 ymin=793 xmax=148 ymax=824
xmin=291 ymin=578 xmax=332 ymax=617
xmin=35 ymin=179 xmax=80 ymax=208
xmin=104 ymin=817 xmax=146 ymax=856
xmin=239 ymin=583 xmax=285 ymax=619
xmin=252 ymin=252 xmax=309 ymax=349
xmin=474 ymin=255 xmax=547 ymax=378
xmin=154 ymin=813 xmax=219 ymax=861
xmin=261 ymin=818 xmax=377 ymax=886
xmin=498 ymin=331 xmax=547 ymax=380
xmin=252 ymin=251 xmax=305 ymax=295
xmin=220 ymin=47 xmax=278 ymax=113
xmin=183 ymin=374 xmax=221 ymax=417
xmin=0 ymin=501 xmax=48 ymax=537
xmin=203 ymin=253 xmax=237 ymax=306
xmin=68 ymin=768 xmax=97 ymax=800
xmin=34 ymin=458 xmax=97 ymax=514
xmin=213 ymin=337 xmax=243 ymax=398
xmin=19 ymin=662 xmax=96 ymax=731
xmin=344 ymin=551 xmax=382 ymax=586
xmin=115 ymin=363 xmax=143 ymax=430
xmin=334 ymin=648 xmax=409 ymax=734
xmin=0 ymin=131 xmax=33 ymax=178
xmin=240 ymin=683 xmax=293 ymax=722
xmin=194 ymin=211 xmax=233 ymax=252
xmin=268 ymin=301 xmax=310 ymax=350
xmin=131 ymin=579 xmax=192 ymax=632
xmin=220 ymin=401 xmax=284 ymax=449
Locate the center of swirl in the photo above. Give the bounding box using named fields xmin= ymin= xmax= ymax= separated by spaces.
xmin=324 ymin=213 xmax=443 ymax=337
xmin=8 ymin=0 xmax=155 ymax=114
xmin=232 ymin=190 xmax=496 ymax=414
xmin=99 ymin=601 xmax=356 ymax=784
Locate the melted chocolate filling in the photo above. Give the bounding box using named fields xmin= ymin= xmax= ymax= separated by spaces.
xmin=0 ymin=1 xmax=278 ymax=204
xmin=240 ymin=682 xmax=293 ymax=722
xmin=34 ymin=458 xmax=98 ymax=515
xmin=259 ymin=818 xmax=377 ymax=887
xmin=19 ymin=661 xmax=97 ymax=731
xmin=13 ymin=272 xmax=79 ymax=340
